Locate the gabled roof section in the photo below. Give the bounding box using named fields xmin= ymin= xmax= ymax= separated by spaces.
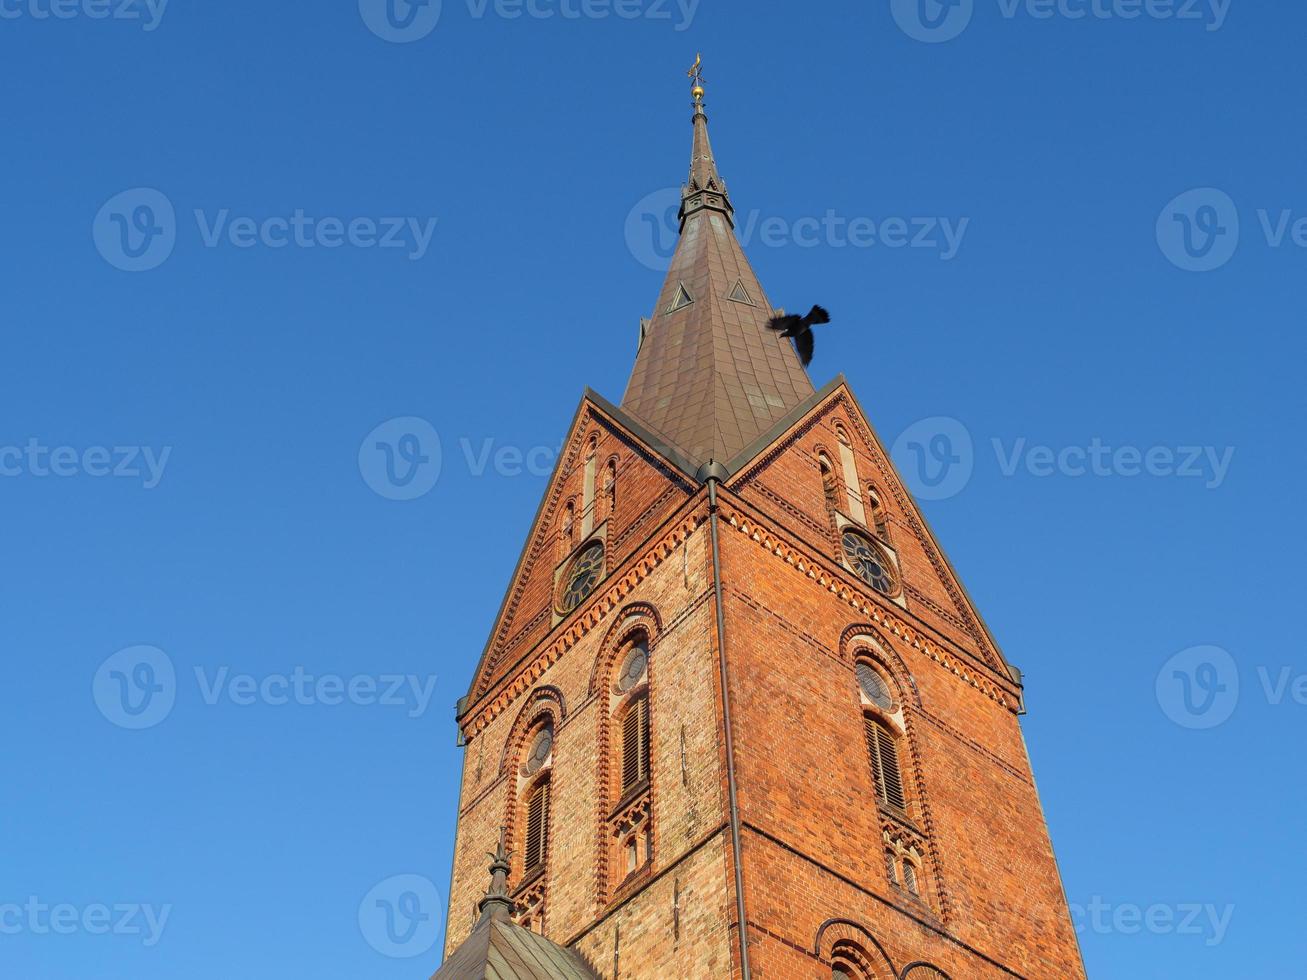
xmin=620 ymin=83 xmax=814 ymax=469
xmin=460 ymin=390 xmax=698 ymax=713
xmin=723 ymin=376 xmax=1021 ymax=690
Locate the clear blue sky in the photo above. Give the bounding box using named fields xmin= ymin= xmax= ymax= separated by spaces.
xmin=2 ymin=2 xmax=1302 ymax=977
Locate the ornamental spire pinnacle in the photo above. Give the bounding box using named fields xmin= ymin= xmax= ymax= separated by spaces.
xmin=619 ymin=61 xmax=815 ymax=468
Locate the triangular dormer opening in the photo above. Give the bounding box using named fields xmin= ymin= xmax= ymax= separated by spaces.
xmin=665 ymin=282 xmax=694 ymax=314
xmin=727 ymin=280 xmax=755 ymax=306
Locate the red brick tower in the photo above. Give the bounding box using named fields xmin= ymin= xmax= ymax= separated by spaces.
xmin=438 ymin=68 xmax=1087 ymax=980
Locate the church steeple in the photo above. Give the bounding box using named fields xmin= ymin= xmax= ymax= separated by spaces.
xmin=620 ymin=59 xmax=815 ymax=470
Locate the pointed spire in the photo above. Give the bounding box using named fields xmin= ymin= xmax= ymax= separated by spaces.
xmin=476 ymin=827 xmax=514 ymax=923
xmin=620 ymin=59 xmax=815 ymax=468
xmin=681 ymin=56 xmax=733 ymax=229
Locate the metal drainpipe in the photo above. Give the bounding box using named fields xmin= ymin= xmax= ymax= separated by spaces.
xmin=699 ymin=462 xmax=752 ymax=980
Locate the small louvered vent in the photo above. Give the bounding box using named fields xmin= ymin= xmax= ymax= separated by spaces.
xmin=524 ymin=782 xmax=549 ymax=871
xmin=864 ymin=716 xmax=906 ymax=811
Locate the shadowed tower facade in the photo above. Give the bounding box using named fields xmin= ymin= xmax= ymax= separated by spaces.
xmin=436 ymin=66 xmax=1086 ymax=980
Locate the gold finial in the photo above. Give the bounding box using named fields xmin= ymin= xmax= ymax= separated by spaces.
xmin=687 ymin=52 xmax=705 ymax=102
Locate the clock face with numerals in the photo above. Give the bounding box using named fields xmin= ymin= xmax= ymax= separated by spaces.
xmin=559 ymin=541 xmax=605 ymax=614
xmin=842 ymin=529 xmax=897 ymax=596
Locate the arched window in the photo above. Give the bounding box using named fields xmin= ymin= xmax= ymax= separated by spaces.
xmin=519 ymin=720 xmax=554 ymax=877
xmin=864 ymin=715 xmax=906 ymax=811
xmin=607 ymin=632 xmax=654 ymax=888
xmin=902 ymin=965 xmax=950 ymax=980
xmin=602 ymin=458 xmax=618 ymax=524
xmin=819 ymin=452 xmax=840 ymax=513
xmin=830 ymin=941 xmax=872 ymax=979
xmin=884 ymin=848 xmax=899 ymax=886
xmin=867 ymin=485 xmax=890 ymax=543
xmin=560 ymin=500 xmax=575 ymax=554
xmin=902 ymin=858 xmax=920 ymax=896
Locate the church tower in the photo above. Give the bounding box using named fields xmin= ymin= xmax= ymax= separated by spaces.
xmin=437 ymin=66 xmax=1087 ymax=980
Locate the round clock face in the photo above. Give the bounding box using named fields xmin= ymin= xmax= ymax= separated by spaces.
xmin=842 ymin=529 xmax=897 ymax=596
xmin=559 ymin=541 xmax=604 ymax=613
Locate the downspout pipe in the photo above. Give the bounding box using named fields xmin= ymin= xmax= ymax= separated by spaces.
xmin=698 ymin=460 xmax=751 ymax=980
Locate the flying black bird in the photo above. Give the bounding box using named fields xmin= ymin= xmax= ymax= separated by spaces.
xmin=766 ymin=305 xmax=830 ymax=367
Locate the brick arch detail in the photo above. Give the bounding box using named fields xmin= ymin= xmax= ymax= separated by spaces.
xmin=840 ymin=623 xmax=923 ymax=710
xmin=814 ymin=919 xmax=896 ymax=977
xmin=586 ymin=601 xmax=662 ymax=697
xmin=901 ymin=962 xmax=954 ymax=980
xmin=496 ymin=686 xmax=565 ymax=778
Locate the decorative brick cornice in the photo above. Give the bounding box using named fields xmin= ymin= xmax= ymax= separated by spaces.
xmin=462 ymin=509 xmax=705 ymax=739
xmin=718 ymin=500 xmax=1018 ymax=711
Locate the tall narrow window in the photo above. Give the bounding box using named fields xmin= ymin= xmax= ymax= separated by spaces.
xmin=868 ymin=486 xmax=890 ymax=543
xmin=524 ymin=781 xmax=550 ymax=872
xmin=819 ymin=453 xmax=839 ymax=513
xmin=621 ymin=695 xmax=650 ymax=793
xmin=902 ymin=859 xmax=920 ymax=896
xmin=885 ymin=849 xmax=899 ymax=885
xmin=864 ymin=716 xmax=906 ymax=811
xmin=603 ymin=459 xmax=617 ymax=523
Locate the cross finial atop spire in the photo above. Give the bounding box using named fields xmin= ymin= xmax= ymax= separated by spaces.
xmin=476 ymin=827 xmax=514 ymax=923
